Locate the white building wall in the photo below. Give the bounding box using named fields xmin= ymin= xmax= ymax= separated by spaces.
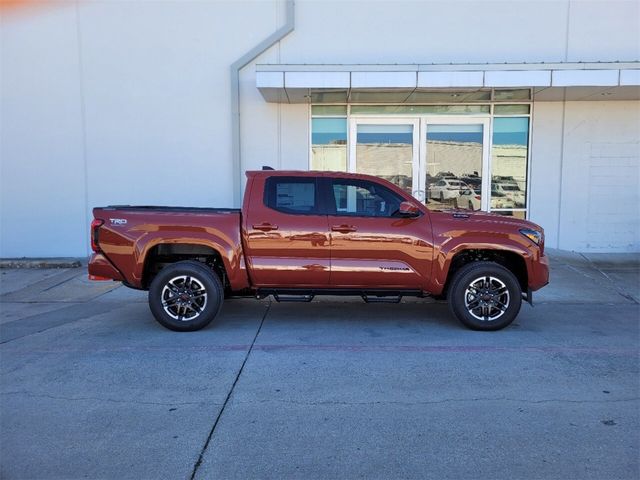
xmin=558 ymin=101 xmax=640 ymax=251
xmin=1 ymin=1 xmax=280 ymax=258
xmin=0 ymin=5 xmax=87 ymax=257
xmin=530 ymin=101 xmax=640 ymax=251
xmin=529 ymin=102 xmax=564 ymax=248
xmin=1 ymin=0 xmax=639 ymax=257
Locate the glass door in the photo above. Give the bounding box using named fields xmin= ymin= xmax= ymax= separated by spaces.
xmin=349 ymin=118 xmax=420 ymax=199
xmin=422 ymin=118 xmax=490 ymax=211
xmin=348 ymin=117 xmax=491 ymax=210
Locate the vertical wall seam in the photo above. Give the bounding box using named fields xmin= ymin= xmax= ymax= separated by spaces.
xmin=230 ymin=0 xmax=294 ymax=206
xmin=75 ymin=1 xmax=90 ymax=256
xmin=277 ymin=1 xmax=282 ymax=169
xmin=557 ymin=0 xmax=572 ymax=248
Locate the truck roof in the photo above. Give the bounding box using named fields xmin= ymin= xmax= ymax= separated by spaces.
xmin=245 ymin=169 xmax=391 ymax=183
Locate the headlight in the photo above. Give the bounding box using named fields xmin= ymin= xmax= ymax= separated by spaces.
xmin=520 ymin=228 xmax=542 ymax=245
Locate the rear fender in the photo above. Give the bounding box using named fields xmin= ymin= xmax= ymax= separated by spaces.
xmin=133 ymin=232 xmax=249 ymax=290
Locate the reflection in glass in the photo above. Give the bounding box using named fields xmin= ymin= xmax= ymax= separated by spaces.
xmin=350 ymin=105 xmax=490 ymax=115
xmin=494 ymin=104 xmax=530 ymax=115
xmin=494 ymin=89 xmax=531 ymax=101
xmin=491 ymin=117 xmax=529 ymax=211
xmin=355 ymin=124 xmax=414 ymax=195
xmin=311 ymin=105 xmax=348 ymax=116
xmin=311 ymin=118 xmax=347 ymax=171
xmin=426 ymin=124 xmax=483 ymax=210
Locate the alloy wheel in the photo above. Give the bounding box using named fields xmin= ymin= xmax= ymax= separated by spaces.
xmin=463 ymin=275 xmax=510 ymax=321
xmin=161 ymin=275 xmax=208 ymax=321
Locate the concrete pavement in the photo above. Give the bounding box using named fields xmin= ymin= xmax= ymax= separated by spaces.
xmin=0 ymin=250 xmax=638 ymax=479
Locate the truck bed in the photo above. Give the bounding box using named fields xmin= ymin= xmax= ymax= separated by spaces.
xmin=100 ymin=205 xmax=240 ymax=214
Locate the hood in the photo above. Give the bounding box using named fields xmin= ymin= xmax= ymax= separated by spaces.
xmin=430 ymin=209 xmax=543 ymax=232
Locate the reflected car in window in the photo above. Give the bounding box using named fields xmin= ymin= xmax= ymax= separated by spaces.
xmin=429 ymin=179 xmax=466 ymax=201
xmin=493 ymin=182 xmax=526 ymax=207
xmin=458 ymin=187 xmax=516 ymax=211
xmin=458 ymin=187 xmax=482 ymax=210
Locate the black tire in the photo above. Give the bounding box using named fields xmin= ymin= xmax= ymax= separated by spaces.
xmin=148 ymin=260 xmax=223 ymax=332
xmin=468 ymin=200 xmax=474 ymax=210
xmin=440 ymin=192 xmax=444 ymax=203
xmin=447 ymin=261 xmax=522 ymax=331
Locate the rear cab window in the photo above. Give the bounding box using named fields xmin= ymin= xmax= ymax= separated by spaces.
xmin=264 ymin=176 xmax=320 ymax=215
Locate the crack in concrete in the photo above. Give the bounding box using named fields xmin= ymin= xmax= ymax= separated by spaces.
xmin=578 ymin=253 xmax=640 ymax=305
xmin=189 ymin=301 xmax=271 ymax=480
xmin=1 ymin=390 xmax=218 ymax=407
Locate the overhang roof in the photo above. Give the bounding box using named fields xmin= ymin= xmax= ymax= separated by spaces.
xmin=256 ymin=62 xmax=640 ymax=103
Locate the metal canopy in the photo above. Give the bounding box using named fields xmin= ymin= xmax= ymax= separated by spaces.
xmin=256 ymin=62 xmax=640 ymax=103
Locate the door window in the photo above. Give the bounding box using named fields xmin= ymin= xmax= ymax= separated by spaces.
xmin=330 ymin=179 xmax=404 ymax=218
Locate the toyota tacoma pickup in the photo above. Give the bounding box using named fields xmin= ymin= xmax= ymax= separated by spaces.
xmin=88 ymin=169 xmax=549 ymax=331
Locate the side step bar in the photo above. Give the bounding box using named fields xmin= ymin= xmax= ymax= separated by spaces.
xmin=257 ymin=288 xmax=425 ymax=303
xmin=272 ymin=294 xmax=315 ymax=303
xmin=361 ymin=294 xmax=402 ymax=304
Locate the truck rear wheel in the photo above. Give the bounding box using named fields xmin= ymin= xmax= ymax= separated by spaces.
xmin=148 ymin=260 xmax=223 ymax=332
xmin=448 ymin=261 xmax=522 ymax=331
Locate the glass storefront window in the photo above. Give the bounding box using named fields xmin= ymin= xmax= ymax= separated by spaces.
xmin=350 ymin=105 xmax=490 ymax=115
xmin=494 ymin=104 xmax=530 ymax=115
xmin=310 ymin=104 xmax=532 ymax=218
xmin=491 ymin=117 xmax=529 ymax=212
xmin=406 ymin=90 xmax=491 ymax=103
xmin=311 ymin=105 xmax=348 ymax=116
xmin=311 ymin=118 xmax=347 ymax=171
xmin=494 ymin=89 xmax=531 ymax=101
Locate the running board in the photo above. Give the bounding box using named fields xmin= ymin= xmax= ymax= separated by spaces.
xmin=256 ymin=288 xmax=424 ymax=302
xmin=272 ymin=294 xmax=315 ymax=303
xmin=361 ymin=294 xmax=402 ymax=304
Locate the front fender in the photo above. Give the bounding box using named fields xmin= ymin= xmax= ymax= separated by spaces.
xmin=427 ymin=234 xmax=532 ymax=294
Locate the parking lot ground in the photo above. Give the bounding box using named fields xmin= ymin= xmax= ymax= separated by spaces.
xmin=1 ymin=250 xmax=639 ymax=479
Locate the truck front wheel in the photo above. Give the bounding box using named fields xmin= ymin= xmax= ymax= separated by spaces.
xmin=148 ymin=260 xmax=223 ymax=332
xmin=448 ymin=261 xmax=522 ymax=331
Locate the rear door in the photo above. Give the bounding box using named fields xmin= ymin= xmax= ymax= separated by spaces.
xmin=325 ymin=177 xmax=433 ymax=289
xmin=243 ymin=175 xmax=330 ymax=287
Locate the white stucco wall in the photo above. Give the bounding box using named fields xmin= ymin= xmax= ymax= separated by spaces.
xmin=1 ymin=0 xmax=639 ymax=257
xmin=558 ymin=101 xmax=639 ymax=251
xmin=530 ymin=101 xmax=640 ymax=251
xmin=1 ymin=1 xmax=280 ymax=257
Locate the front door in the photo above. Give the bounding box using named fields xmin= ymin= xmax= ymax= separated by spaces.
xmin=325 ymin=176 xmax=433 ymax=289
xmin=243 ymin=175 xmax=330 ymax=287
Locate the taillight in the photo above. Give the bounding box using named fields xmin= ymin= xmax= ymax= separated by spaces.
xmin=475 ymin=195 xmax=481 ymax=200
xmin=91 ymin=219 xmax=104 ymax=252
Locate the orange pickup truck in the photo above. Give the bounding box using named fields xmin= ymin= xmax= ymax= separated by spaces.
xmin=89 ymin=169 xmax=549 ymax=332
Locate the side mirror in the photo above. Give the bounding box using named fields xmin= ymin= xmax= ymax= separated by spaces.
xmin=398 ymin=201 xmax=420 ymax=218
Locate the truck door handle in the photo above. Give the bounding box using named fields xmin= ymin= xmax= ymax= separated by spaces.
xmin=253 ymin=223 xmax=278 ymax=231
xmin=331 ymin=225 xmax=357 ymax=233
